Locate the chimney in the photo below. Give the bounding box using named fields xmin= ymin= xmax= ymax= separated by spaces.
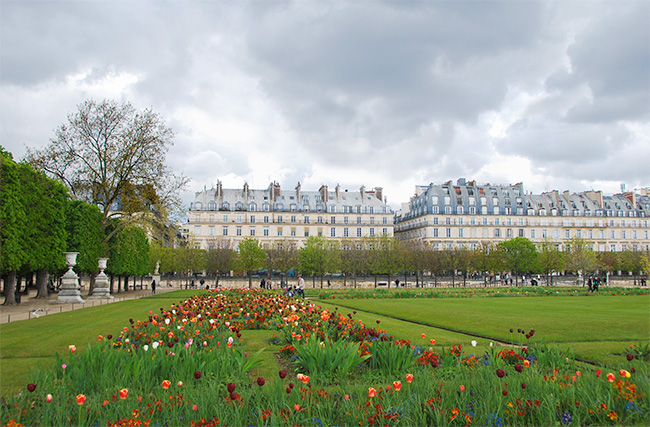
xmin=295 ymin=182 xmax=302 ymax=202
xmin=216 ymin=180 xmax=223 ymax=200
xmin=319 ymin=184 xmax=329 ymax=203
xmin=360 ymin=185 xmax=366 ymax=203
xmin=243 ymin=182 xmax=249 ymax=201
xmin=335 ymin=183 xmax=340 ymax=202
xmin=374 ymin=187 xmax=383 ymax=201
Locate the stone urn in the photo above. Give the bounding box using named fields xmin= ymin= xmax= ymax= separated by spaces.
xmin=53 ymin=252 xmax=85 ymax=304
xmin=89 ymin=257 xmax=113 ymax=299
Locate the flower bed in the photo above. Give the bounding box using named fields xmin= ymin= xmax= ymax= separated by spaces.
xmin=2 ymin=289 xmax=648 ymax=426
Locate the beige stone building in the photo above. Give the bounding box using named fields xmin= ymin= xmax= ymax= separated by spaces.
xmin=188 ymin=181 xmax=394 ymax=249
xmin=394 ymin=179 xmax=650 ymax=252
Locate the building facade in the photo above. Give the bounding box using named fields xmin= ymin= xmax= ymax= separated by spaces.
xmin=188 ymin=181 xmax=394 ymax=249
xmin=394 ymin=178 xmax=650 ymax=252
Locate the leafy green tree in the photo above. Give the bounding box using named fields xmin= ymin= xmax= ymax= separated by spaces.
xmin=205 ymin=237 xmax=238 ymax=287
xmin=65 ymin=201 xmax=106 ymax=294
xmin=299 ymin=235 xmax=329 ymax=288
xmin=107 ymin=224 xmax=150 ymax=292
xmin=619 ymin=250 xmax=644 ymax=286
xmin=265 ymin=240 xmax=299 ymax=285
xmin=26 ymin=99 xmax=188 ymax=243
xmin=537 ymin=239 xmax=564 ymax=286
xmin=564 ymin=238 xmax=598 ymax=286
xmin=17 ymin=162 xmax=68 ymax=298
xmin=498 ymin=237 xmax=538 ymax=285
xmin=472 ymin=241 xmax=501 ymax=286
xmin=598 ymin=251 xmax=619 ymax=276
xmin=403 ymin=240 xmax=427 ymax=287
xmin=238 ymin=238 xmax=266 ymax=288
xmin=0 ymin=150 xmax=27 ymax=305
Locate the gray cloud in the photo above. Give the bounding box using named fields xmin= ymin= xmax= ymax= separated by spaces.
xmin=1 ymin=0 xmax=647 ymax=211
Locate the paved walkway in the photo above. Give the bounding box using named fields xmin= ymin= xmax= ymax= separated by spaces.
xmin=0 ymin=285 xmax=178 ymax=324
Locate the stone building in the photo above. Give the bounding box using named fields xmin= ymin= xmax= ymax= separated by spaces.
xmin=394 ymin=178 xmax=650 ymax=252
xmin=188 ymin=181 xmax=394 ymax=249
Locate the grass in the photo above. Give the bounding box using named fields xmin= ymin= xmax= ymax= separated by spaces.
xmin=1 ymin=290 xmax=648 ymax=397
xmin=313 ymin=294 xmax=650 ymax=365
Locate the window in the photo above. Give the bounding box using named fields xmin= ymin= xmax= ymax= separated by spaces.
xmin=357 ymin=216 xmax=362 ymax=224
xmin=291 ymin=215 xmax=296 ymax=223
xmin=446 ymin=228 xmax=452 ymax=238
xmin=458 ymin=228 xmax=464 ymax=238
xmin=236 ymin=226 xmax=242 ymax=236
xmin=482 ymin=218 xmax=488 ymax=225
xmin=304 ymin=229 xmax=309 ymax=237
xmin=278 ymin=229 xmax=283 ymax=236
xmin=369 ymin=228 xmax=375 ymax=236
xmin=209 ymin=226 xmax=214 ymax=236
xmin=357 ymin=228 xmax=362 ymax=237
xmin=304 ymin=216 xmax=310 ymax=224
xmin=250 ymin=227 xmax=255 ymax=236
xmin=370 ymin=217 xmax=375 ymax=224
xmin=383 ymin=228 xmax=388 ymax=236
xmin=494 ymin=229 xmax=501 ymax=238
xmin=318 ymin=216 xmax=323 ymax=224
xmin=223 ymin=215 xmax=228 ymax=222
xmin=264 ymin=216 xmax=269 ymax=223
xmin=518 ymin=229 xmax=524 ymax=237
xmin=565 ymin=230 xmax=571 ymax=239
xmin=506 ymin=228 xmax=512 ymax=238
xmin=344 ymin=227 xmax=349 ymax=237
xmin=250 ymin=215 xmax=255 ymax=223
xmin=445 ymin=205 xmax=452 ymax=214
xmin=330 ymin=227 xmax=336 ymax=237
xmin=331 ymin=216 xmax=336 ymax=224
xmin=263 ymin=227 xmax=269 ymax=236
xmin=222 ymin=226 xmax=228 ymax=236
xmin=236 ymin=215 xmax=242 ymax=223
xmin=445 ymin=217 xmax=452 ymax=225
xmin=433 ymin=228 xmax=439 ymax=237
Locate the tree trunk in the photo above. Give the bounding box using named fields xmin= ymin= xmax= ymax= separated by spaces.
xmin=3 ymin=271 xmax=18 ymax=305
xmin=387 ymin=274 xmax=391 ymax=289
xmin=35 ymin=269 xmax=49 ymax=299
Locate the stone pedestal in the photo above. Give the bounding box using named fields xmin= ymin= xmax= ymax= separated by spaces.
xmin=89 ymin=258 xmax=113 ymax=299
xmin=53 ymin=252 xmax=85 ymax=304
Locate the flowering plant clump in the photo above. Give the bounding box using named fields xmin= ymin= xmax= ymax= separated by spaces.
xmin=1 ymin=289 xmax=648 ymax=427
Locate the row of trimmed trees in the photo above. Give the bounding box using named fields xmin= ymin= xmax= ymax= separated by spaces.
xmin=0 ymin=149 xmax=155 ymax=304
xmin=160 ymin=235 xmax=650 ymax=289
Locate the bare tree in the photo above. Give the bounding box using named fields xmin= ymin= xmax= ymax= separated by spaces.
xmin=26 ymin=99 xmax=188 ymax=243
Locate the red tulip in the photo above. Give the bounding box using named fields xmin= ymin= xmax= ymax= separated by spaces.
xmin=460 ymin=385 xmax=465 ymax=392
xmin=627 ymin=354 xmax=634 ymax=361
xmin=368 ymin=387 xmax=377 ymax=398
xmin=194 ymin=371 xmax=202 ymax=380
xmin=596 ymin=369 xmax=602 ymax=378
xmin=279 ymin=370 xmax=287 ymax=379
xmin=227 ymin=383 xmax=236 ymax=393
xmin=502 ymin=390 xmax=508 ymax=396
xmin=496 ymin=369 xmax=506 ymax=378
xmin=257 ymin=377 xmax=265 ymax=386
xmin=162 ymin=380 xmax=171 ymax=389
xmin=119 ymin=388 xmax=128 ymax=400
xmin=521 ymin=383 xmax=527 ymax=389
xmin=393 ymin=381 xmax=401 ymax=391
xmin=76 ymin=394 xmax=86 ymax=405
xmin=406 ymin=373 xmax=414 ymax=383
xmin=27 ymin=383 xmax=36 ymax=393
xmin=514 ymin=364 xmax=523 ymax=373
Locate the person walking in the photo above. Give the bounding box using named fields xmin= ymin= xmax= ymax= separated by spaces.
xmin=151 ymin=280 xmax=156 ymax=294
xmin=297 ymin=275 xmax=305 ymax=298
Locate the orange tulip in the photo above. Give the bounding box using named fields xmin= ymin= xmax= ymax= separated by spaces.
xmin=460 ymin=385 xmax=465 ymax=392
xmin=368 ymin=387 xmax=377 ymax=398
xmin=119 ymin=388 xmax=128 ymax=400
xmin=76 ymin=394 xmax=86 ymax=405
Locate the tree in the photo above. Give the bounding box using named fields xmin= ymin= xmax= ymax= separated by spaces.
xmin=537 ymin=239 xmax=564 ymax=286
xmin=237 ymin=238 xmax=266 ymax=288
xmin=598 ymin=251 xmax=619 ymax=276
xmin=619 ymin=250 xmax=644 ymax=286
xmin=265 ymin=240 xmax=299 ymax=285
xmin=26 ymin=99 xmax=188 ymax=243
xmin=0 ymin=150 xmax=27 ymax=305
xmin=299 ymin=235 xmax=329 ymax=288
xmin=65 ymin=201 xmax=106 ymax=294
xmin=107 ymin=224 xmax=150 ymax=292
xmin=564 ymin=238 xmax=598 ymax=286
xmin=473 ymin=241 xmax=501 ymax=286
xmin=18 ymin=162 xmax=69 ymax=298
xmin=205 ymin=237 xmax=238 ymax=286
xmin=498 ymin=237 xmax=538 ymax=285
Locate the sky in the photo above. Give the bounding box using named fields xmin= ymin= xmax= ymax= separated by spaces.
xmin=1 ymin=0 xmax=649 ymax=214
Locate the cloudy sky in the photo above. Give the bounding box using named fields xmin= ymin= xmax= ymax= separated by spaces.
xmin=1 ymin=0 xmax=648 ymax=213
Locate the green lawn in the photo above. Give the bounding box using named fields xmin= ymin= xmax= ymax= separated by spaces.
xmin=1 ymin=291 xmax=648 ymax=397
